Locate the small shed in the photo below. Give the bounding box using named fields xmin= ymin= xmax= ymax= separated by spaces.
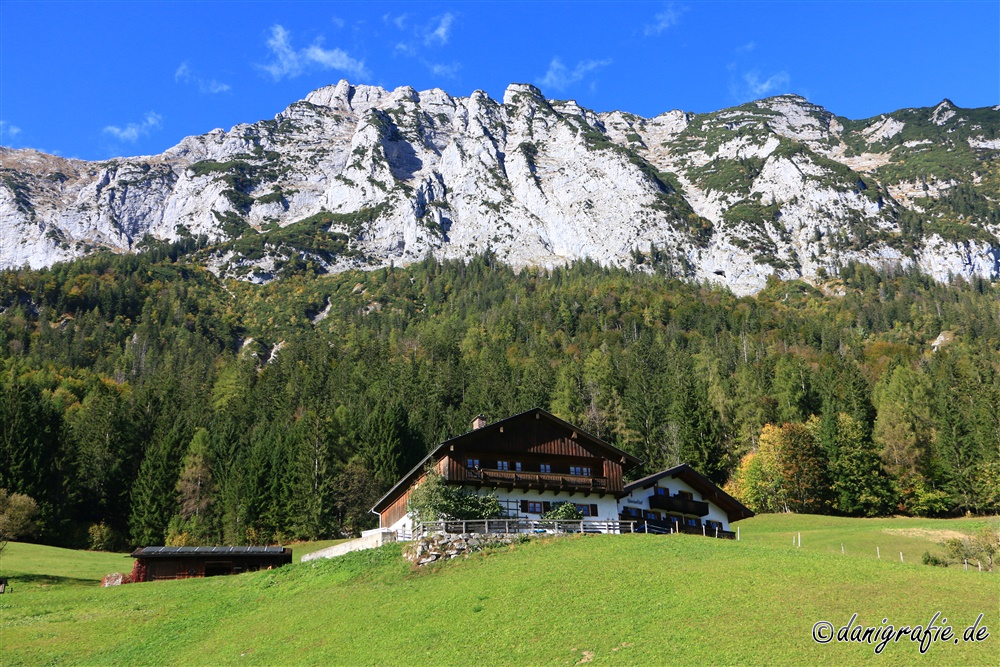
xmin=130 ymin=546 xmax=292 ymax=581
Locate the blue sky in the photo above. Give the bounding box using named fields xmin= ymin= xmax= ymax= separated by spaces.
xmin=1 ymin=1 xmax=997 ymax=160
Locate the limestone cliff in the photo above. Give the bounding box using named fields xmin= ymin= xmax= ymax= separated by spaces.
xmin=2 ymin=82 xmax=997 ymax=294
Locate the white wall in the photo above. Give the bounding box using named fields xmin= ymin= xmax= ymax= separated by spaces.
xmin=383 ymin=486 xmax=622 ymax=535
xmin=382 ymin=477 xmax=734 ymax=535
xmin=618 ymin=477 xmax=731 ymax=530
xmin=489 ymin=488 xmax=621 ymax=522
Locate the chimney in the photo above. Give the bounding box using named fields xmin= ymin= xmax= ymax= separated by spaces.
xmin=472 ymin=414 xmax=487 ymax=430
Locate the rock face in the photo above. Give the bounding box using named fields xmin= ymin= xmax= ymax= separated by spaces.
xmin=2 ymin=82 xmax=998 ymax=295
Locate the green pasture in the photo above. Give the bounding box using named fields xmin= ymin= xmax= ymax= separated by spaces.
xmin=1 ymin=516 xmax=996 ymax=666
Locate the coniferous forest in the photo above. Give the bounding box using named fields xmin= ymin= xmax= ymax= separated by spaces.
xmin=1 ymin=243 xmax=998 ymax=549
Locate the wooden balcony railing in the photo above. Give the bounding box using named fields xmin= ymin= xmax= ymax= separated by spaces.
xmin=648 ymin=494 xmax=710 ymax=517
xmin=467 ymin=468 xmax=608 ymax=491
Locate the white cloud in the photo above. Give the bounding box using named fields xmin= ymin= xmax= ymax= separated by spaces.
xmin=0 ymin=120 xmax=22 ymax=141
xmin=330 ymin=16 xmax=345 ymax=29
xmin=743 ymin=70 xmax=790 ymax=97
xmin=429 ymin=62 xmax=461 ymax=78
xmin=259 ymin=24 xmax=370 ymax=81
xmin=175 ymin=61 xmax=231 ymax=94
xmin=394 ymin=42 xmax=417 ymax=57
xmin=644 ymin=3 xmax=683 ymax=36
xmin=537 ymin=58 xmax=612 ymax=93
xmin=174 ymin=62 xmax=191 ymax=82
xmin=737 ymin=41 xmax=756 ymax=54
xmin=384 ymin=13 xmax=409 ymax=29
xmin=103 ymin=112 xmax=162 ymax=143
xmin=425 ymin=13 xmax=454 ymax=45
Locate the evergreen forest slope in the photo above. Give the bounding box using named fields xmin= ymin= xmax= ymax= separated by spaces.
xmin=0 ymin=248 xmax=998 ymax=549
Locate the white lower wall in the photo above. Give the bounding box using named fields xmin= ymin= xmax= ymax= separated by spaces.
xmin=380 ymin=478 xmax=734 ymax=535
xmin=384 ymin=487 xmax=622 ymax=535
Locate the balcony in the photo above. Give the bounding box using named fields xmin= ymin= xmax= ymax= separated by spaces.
xmin=466 ymin=468 xmax=608 ymax=494
xmin=648 ymin=494 xmax=709 ymax=517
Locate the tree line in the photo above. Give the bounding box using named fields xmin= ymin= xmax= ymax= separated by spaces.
xmin=0 ymin=246 xmax=998 ymax=549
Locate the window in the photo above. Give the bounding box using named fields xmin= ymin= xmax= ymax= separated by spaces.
xmin=654 ymin=486 xmax=667 ymax=496
xmin=497 ymin=460 xmax=509 ymax=471
xmin=539 ymin=464 xmax=552 ymax=474
xmin=678 ymin=490 xmax=694 ymax=500
xmin=575 ymin=504 xmax=592 ymax=516
xmin=528 ymin=502 xmax=543 ymax=513
xmin=686 ymin=517 xmax=698 ymax=527
xmin=569 ymin=466 xmax=590 ymax=476
xmin=467 ymin=458 xmax=479 ymax=468
xmin=514 ymin=462 xmax=522 ymax=471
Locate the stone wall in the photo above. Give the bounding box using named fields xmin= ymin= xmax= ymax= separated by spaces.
xmin=404 ymin=532 xmax=535 ymax=566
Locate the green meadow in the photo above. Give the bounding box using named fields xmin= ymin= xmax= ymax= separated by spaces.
xmin=1 ymin=516 xmax=996 ymax=666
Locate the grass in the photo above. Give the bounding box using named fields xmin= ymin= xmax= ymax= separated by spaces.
xmin=1 ymin=516 xmax=996 ymax=666
xmin=737 ymin=513 xmax=994 ymax=563
xmin=0 ymin=542 xmax=130 ymax=586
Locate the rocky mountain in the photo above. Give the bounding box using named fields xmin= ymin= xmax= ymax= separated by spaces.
xmin=1 ymin=81 xmax=998 ymax=294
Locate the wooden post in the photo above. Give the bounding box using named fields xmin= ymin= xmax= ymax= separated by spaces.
xmin=978 ymin=560 xmax=982 ymax=572
xmin=899 ymin=552 xmax=904 ymax=563
xmin=505 ymin=519 xmax=509 ymax=534
xmin=841 ymin=543 xmax=844 ymax=555
xmin=877 ymin=546 xmax=880 ymax=560
xmin=736 ymin=526 xmax=740 ymax=541
xmin=715 ymin=527 xmax=719 ymax=538
xmin=462 ymin=520 xmax=466 ymax=535
xmin=644 ymin=520 xmax=647 ymax=534
xmin=702 ymin=525 xmax=706 ymax=537
xmin=965 ymin=559 xmax=969 ymax=571
xmin=797 ymin=532 xmax=801 ymax=548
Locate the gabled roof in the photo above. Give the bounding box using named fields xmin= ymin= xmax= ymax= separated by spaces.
xmin=624 ymin=463 xmax=755 ymax=523
xmin=372 ymin=408 xmax=644 ymax=514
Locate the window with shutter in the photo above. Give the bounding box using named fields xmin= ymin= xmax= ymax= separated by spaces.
xmin=520 ymin=500 xmax=529 ymax=513
xmin=590 ymin=504 xmax=598 ymax=516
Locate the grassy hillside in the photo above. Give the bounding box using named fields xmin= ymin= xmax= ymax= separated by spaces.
xmin=2 ymin=516 xmax=996 ymax=666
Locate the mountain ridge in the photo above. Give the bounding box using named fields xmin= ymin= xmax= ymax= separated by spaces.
xmin=2 ymin=80 xmax=997 ymax=294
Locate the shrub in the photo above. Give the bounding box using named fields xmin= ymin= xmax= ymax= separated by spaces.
xmin=542 ymin=502 xmax=583 ymax=520
xmin=921 ymin=551 xmax=948 ymax=567
xmin=0 ymin=489 xmax=39 ymax=554
xmin=88 ymin=522 xmax=121 ymax=552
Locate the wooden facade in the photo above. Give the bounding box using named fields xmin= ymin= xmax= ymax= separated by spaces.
xmin=130 ymin=546 xmax=292 ymax=581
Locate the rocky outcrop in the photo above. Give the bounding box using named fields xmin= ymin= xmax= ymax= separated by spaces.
xmin=404 ymin=531 xmax=534 ymax=566
xmin=1 ymin=83 xmax=997 ymax=295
